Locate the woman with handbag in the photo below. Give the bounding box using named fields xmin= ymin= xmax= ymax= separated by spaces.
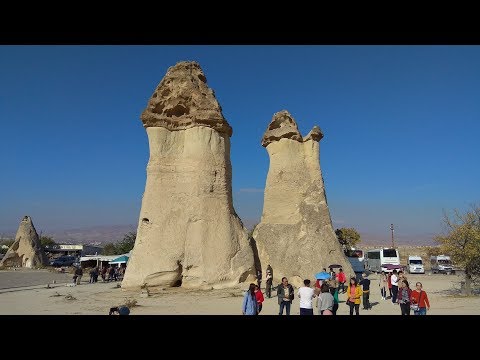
xmin=410 ymin=282 xmax=430 ymax=315
xmin=397 ymin=279 xmax=412 ymax=315
xmin=346 ymin=277 xmax=362 ymax=315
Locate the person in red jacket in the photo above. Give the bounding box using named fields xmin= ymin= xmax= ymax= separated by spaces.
xmin=410 ymin=282 xmax=430 ymax=315
xmin=254 ymin=284 xmax=265 ymax=314
xmin=336 ymin=269 xmax=347 ymax=294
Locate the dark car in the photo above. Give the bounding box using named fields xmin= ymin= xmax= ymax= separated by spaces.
xmin=50 ymin=256 xmax=76 ymax=267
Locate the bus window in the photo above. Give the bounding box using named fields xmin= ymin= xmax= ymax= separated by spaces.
xmin=382 ymin=249 xmax=397 ymax=258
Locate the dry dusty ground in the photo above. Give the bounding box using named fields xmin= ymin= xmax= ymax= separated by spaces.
xmin=0 ymin=269 xmax=479 ymax=315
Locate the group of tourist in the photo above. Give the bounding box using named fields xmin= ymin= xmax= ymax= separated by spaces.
xmin=72 ymin=265 xmax=126 ymax=285
xmin=242 ymin=265 xmax=431 ymax=315
xmin=385 ymin=269 xmax=431 ymax=315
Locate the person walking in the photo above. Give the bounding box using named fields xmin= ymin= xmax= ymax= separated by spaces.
xmin=410 ymin=282 xmax=430 ymax=315
xmin=391 ymin=270 xmax=399 ymax=304
xmin=379 ymin=271 xmax=388 ymax=300
xmin=398 ymin=271 xmax=407 ymax=285
xmin=89 ymin=268 xmax=96 ymax=283
xmin=326 ymin=273 xmax=339 ymax=315
xmin=337 ymin=268 xmax=347 ymax=293
xmin=346 ymin=277 xmax=362 ymax=315
xmin=332 ymin=286 xmax=339 ymax=315
xmin=254 ymin=284 xmax=265 ymax=314
xmin=101 ymin=266 xmax=107 ymax=282
xmin=359 ymin=273 xmax=371 ymax=310
xmin=387 ymin=272 xmax=393 ymax=299
xmin=317 ymin=283 xmax=334 ymax=315
xmin=397 ymin=279 xmax=412 ymax=315
xmin=256 ymin=269 xmax=262 ymax=289
xmin=277 ymin=277 xmax=294 ymax=315
xmin=298 ymin=279 xmax=315 ymax=315
xmin=242 ymin=283 xmax=258 ymax=315
xmin=74 ymin=266 xmax=83 ymax=285
xmin=265 ymin=265 xmax=273 ymax=298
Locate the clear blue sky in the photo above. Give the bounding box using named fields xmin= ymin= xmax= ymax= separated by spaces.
xmin=1 ymin=46 xmax=479 ymax=244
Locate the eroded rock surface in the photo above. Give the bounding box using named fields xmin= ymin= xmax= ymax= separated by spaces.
xmin=253 ymin=111 xmax=354 ymax=288
xmin=0 ymin=216 xmax=48 ymax=268
xmin=122 ymin=61 xmax=255 ymax=290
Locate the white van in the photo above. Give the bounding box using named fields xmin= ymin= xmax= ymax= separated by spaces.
xmin=430 ymin=255 xmax=454 ymax=274
xmin=407 ymin=255 xmax=424 ymax=274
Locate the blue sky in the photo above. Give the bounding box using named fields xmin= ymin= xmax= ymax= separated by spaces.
xmin=1 ymin=45 xmax=479 ymax=244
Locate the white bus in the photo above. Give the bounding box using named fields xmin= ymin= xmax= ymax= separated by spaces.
xmin=344 ymin=248 xmax=365 ymax=273
xmin=364 ymin=248 xmax=400 ymax=273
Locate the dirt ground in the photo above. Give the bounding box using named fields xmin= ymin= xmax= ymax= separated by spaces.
xmin=0 ymin=269 xmax=478 ymax=315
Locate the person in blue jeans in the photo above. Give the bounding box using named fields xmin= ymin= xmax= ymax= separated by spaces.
xmin=277 ymin=277 xmax=294 ymax=315
xmin=242 ymin=283 xmax=259 ymax=315
xmin=411 ymin=282 xmax=430 ymax=315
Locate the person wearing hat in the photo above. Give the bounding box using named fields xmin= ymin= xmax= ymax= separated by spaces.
xmin=359 ymin=272 xmax=371 ymax=310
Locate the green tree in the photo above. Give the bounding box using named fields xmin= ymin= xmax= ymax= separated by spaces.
xmin=425 ymin=246 xmax=442 ymax=258
xmin=0 ymin=239 xmax=15 ymax=254
xmin=40 ymin=236 xmax=56 ymax=247
xmin=335 ymin=227 xmax=361 ymax=250
xmin=434 ymin=205 xmax=480 ymax=295
xmin=116 ymin=231 xmax=136 ymax=254
xmin=102 ymin=242 xmax=118 ymax=255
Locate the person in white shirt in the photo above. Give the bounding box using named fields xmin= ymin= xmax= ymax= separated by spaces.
xmin=391 ymin=270 xmax=399 ymax=304
xmin=297 ymin=279 xmax=315 ymax=315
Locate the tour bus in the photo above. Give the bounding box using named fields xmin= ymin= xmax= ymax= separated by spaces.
xmin=344 ymin=248 xmax=365 ymax=274
xmin=364 ymin=248 xmax=400 ymax=273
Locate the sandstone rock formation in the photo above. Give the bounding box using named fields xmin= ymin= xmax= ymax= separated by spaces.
xmin=253 ymin=110 xmax=354 ymax=288
xmin=0 ymin=216 xmax=48 ymax=268
xmin=122 ymin=61 xmax=256 ymax=290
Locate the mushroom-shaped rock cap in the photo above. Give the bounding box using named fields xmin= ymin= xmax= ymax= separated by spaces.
xmin=261 ymin=110 xmax=303 ymax=147
xmin=21 ymin=215 xmax=32 ymax=224
xmin=141 ymin=61 xmax=232 ymax=136
xmin=303 ymin=125 xmax=324 ymax=142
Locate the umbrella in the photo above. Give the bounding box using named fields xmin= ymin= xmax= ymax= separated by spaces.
xmin=314 ymin=271 xmax=331 ymax=280
xmin=328 ymin=264 xmax=342 ymax=269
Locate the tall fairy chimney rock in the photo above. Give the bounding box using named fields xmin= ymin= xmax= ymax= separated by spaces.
xmin=122 ymin=61 xmax=256 ymax=290
xmin=253 ymin=110 xmax=354 ymax=288
xmin=0 ymin=216 xmax=48 ymax=268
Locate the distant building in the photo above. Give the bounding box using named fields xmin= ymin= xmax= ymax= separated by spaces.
xmin=44 ymin=244 xmax=102 ymax=258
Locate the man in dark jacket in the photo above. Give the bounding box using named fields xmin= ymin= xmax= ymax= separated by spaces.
xmin=265 ymin=265 xmax=273 ymax=298
xmin=359 ymin=272 xmax=371 ymax=310
xmin=74 ymin=266 xmax=83 ymax=285
xmin=277 ymin=277 xmax=294 ymax=315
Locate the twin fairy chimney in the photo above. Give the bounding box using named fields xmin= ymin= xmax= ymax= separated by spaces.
xmin=253 ymin=111 xmax=354 ymax=288
xmin=0 ymin=216 xmax=48 ymax=268
xmin=123 ymin=61 xmax=353 ymax=290
xmin=122 ymin=61 xmax=256 ymax=290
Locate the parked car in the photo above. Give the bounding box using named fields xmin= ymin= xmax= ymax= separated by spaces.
xmin=50 ymin=256 xmax=76 ymax=267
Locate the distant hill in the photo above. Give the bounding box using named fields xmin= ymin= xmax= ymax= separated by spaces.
xmin=42 ymin=225 xmax=137 ymax=245
xmin=0 ymin=222 xmax=437 ymax=247
xmin=358 ymin=231 xmax=436 ymax=246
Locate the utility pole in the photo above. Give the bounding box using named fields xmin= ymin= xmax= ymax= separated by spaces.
xmin=390 ymin=224 xmax=395 ymax=248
